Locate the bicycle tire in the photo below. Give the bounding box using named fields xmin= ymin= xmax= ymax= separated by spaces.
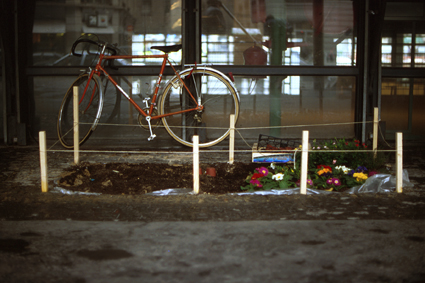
xmin=57 ymin=74 xmax=103 ymax=149
xmin=159 ymin=67 xmax=240 ymax=147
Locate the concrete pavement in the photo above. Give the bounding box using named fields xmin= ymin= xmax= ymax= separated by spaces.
xmin=1 ymin=220 xmax=425 ymax=283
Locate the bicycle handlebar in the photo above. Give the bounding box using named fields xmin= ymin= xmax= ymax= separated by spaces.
xmin=71 ymin=38 xmax=118 ymax=57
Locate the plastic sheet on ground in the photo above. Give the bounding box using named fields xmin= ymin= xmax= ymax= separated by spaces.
xmin=52 ymin=186 xmax=102 ymax=196
xmin=52 ymin=170 xmax=414 ymax=196
xmin=146 ymin=188 xmax=194 ymax=196
xmin=235 ymin=188 xmax=333 ymax=196
xmin=345 ymin=169 xmax=413 ymax=194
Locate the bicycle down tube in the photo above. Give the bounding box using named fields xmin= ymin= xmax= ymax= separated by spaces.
xmin=96 ymin=54 xmax=202 ymax=120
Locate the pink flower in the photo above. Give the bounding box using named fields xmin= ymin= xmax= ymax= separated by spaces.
xmin=257 ymin=167 xmax=269 ymax=176
xmin=296 ymin=179 xmax=313 ymax=187
xmin=369 ymin=171 xmax=378 ymax=177
xmin=332 ymin=178 xmax=341 ymax=186
xmin=250 ymin=179 xmax=262 ymax=187
xmin=327 ymin=178 xmax=341 ymax=187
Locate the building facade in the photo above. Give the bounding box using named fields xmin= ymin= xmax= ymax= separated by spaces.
xmin=1 ymin=0 xmax=424 ymax=146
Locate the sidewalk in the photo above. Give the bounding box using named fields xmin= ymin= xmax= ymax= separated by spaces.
xmin=1 ymin=142 xmax=425 ymax=282
xmin=1 ymin=220 xmax=425 ymax=283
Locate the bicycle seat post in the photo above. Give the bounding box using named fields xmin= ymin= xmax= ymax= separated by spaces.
xmin=143 ymin=97 xmax=150 ymax=108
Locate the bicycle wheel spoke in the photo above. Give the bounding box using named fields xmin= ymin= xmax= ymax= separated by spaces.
xmin=160 ymin=68 xmax=239 ymax=147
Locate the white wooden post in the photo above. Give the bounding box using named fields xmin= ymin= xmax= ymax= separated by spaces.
xmin=396 ymin=132 xmax=403 ymax=193
xmin=39 ymin=131 xmax=48 ymax=192
xmin=300 ymin=130 xmax=309 ymax=195
xmin=193 ymin=135 xmax=200 ymax=194
xmin=73 ymin=86 xmax=79 ymax=165
xmin=229 ymin=114 xmax=235 ymax=164
xmin=373 ymin=107 xmax=378 ymax=158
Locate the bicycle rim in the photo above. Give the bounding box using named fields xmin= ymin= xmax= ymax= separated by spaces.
xmin=57 ymin=74 xmax=103 ymax=148
xmin=160 ymin=68 xmax=239 ymax=147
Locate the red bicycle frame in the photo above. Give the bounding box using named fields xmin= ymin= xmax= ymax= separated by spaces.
xmin=86 ymin=52 xmax=203 ymax=120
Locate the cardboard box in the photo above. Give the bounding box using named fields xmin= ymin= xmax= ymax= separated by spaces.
xmin=252 ymin=143 xmax=296 ymax=163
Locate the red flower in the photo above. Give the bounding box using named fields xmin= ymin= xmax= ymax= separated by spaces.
xmin=317 ymin=165 xmax=332 ymax=172
xmin=369 ymin=171 xmax=378 ymax=177
xmin=251 ymin=173 xmax=264 ymax=180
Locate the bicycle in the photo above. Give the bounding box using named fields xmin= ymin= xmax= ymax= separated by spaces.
xmin=57 ymin=35 xmax=240 ymax=148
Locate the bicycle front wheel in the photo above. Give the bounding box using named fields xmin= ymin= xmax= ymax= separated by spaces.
xmin=57 ymin=74 xmax=103 ymax=148
xmin=159 ymin=68 xmax=239 ymax=147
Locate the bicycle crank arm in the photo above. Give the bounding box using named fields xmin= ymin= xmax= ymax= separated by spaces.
xmin=145 ymin=116 xmax=157 ymax=141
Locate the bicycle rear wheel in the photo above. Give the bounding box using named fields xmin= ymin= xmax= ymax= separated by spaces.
xmin=57 ymin=74 xmax=103 ymax=148
xmin=159 ymin=68 xmax=239 ymax=147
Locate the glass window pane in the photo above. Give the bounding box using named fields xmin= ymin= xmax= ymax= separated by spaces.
xmin=415 ymin=34 xmax=425 ymax=67
xmin=32 ymin=1 xmax=182 ymax=66
xmin=235 ymin=75 xmax=356 ymax=139
xmin=0 ymin=73 xmax=2 ymax=142
xmin=33 ymin=75 xmax=175 ymax=140
xmin=381 ymin=78 xmax=425 ymax=136
xmin=202 ymin=0 xmax=357 ymax=66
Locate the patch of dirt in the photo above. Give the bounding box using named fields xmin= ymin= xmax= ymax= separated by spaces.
xmin=57 ymin=162 xmax=261 ymax=195
xmin=1 ymin=146 xmax=425 ymax=222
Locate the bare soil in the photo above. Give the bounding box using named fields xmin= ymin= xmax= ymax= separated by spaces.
xmin=1 ymin=146 xmax=425 ymax=222
xmin=57 ymin=162 xmax=262 ymax=195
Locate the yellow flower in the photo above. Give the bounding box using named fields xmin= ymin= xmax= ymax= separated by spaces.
xmin=353 ymin=172 xmax=368 ymax=182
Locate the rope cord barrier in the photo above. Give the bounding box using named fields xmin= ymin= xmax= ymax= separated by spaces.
xmin=41 ymin=106 xmax=403 ymax=194
xmin=85 ymin=120 xmax=375 ymax=130
xmin=43 ymin=148 xmax=397 ymax=154
xmin=52 ymin=119 xmax=387 ymax=153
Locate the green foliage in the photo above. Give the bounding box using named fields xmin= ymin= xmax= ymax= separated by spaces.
xmin=296 ymin=138 xmax=388 ymax=171
xmin=240 ymin=164 xmax=302 ymax=191
xmin=242 ymin=138 xmax=389 ymax=192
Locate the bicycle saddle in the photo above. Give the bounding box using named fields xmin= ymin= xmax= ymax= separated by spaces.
xmin=151 ymin=44 xmax=182 ymax=53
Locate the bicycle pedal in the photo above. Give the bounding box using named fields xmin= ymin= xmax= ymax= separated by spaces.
xmin=148 ymin=134 xmax=156 ymax=141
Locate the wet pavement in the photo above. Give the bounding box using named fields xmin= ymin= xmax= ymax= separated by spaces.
xmin=1 ymin=140 xmax=425 ymax=282
xmin=1 ymin=220 xmax=425 ymax=283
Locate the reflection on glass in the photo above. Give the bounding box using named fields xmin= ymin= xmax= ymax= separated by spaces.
xmin=32 ymin=0 xmax=182 ymax=66
xmin=381 ymin=78 xmax=425 ymax=136
xmin=32 ymin=0 xmax=356 ymax=67
xmin=202 ymin=0 xmax=357 ymax=66
xmin=382 ymin=31 xmax=425 ymax=68
xmin=0 ymin=79 xmax=3 ymax=140
xmin=236 ymin=75 xmax=356 ymax=139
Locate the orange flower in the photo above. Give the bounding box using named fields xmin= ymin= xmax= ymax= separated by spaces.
xmin=318 ymin=168 xmax=331 ymax=175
